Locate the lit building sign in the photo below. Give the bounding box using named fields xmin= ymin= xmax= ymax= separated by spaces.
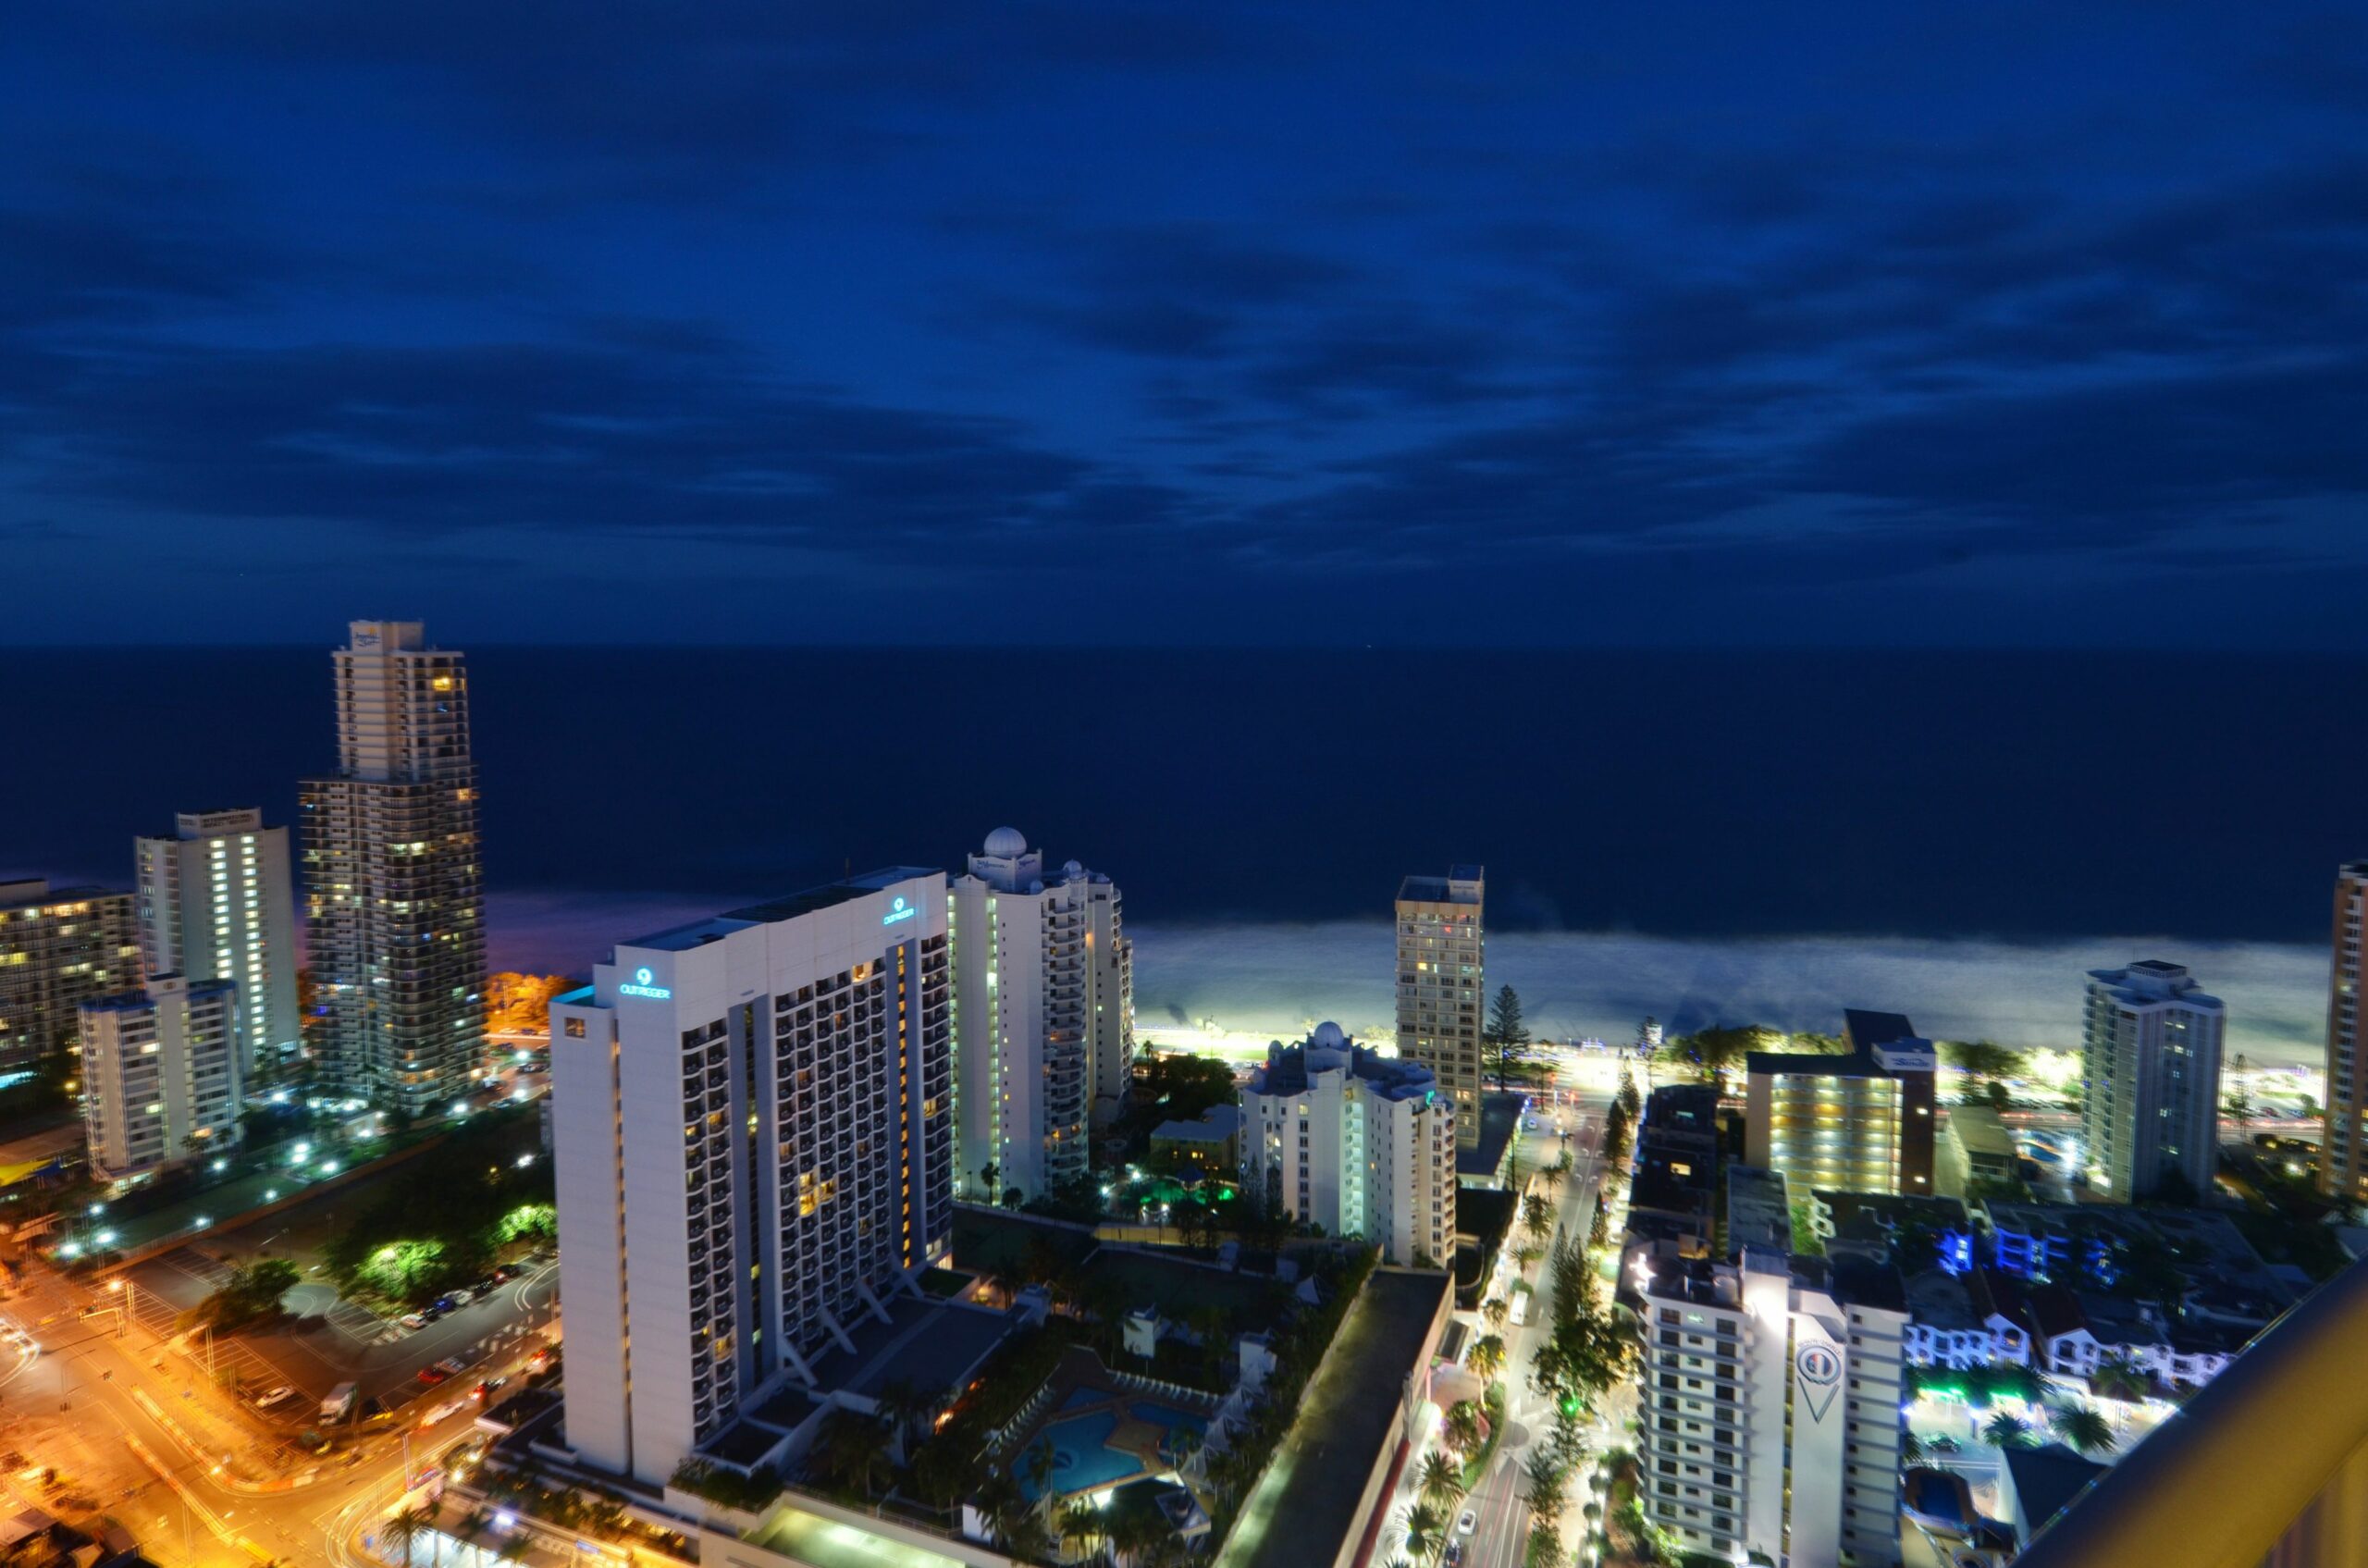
xmin=619 ymin=965 xmax=672 ymax=1000
xmin=882 ymin=895 xmax=918 ymax=928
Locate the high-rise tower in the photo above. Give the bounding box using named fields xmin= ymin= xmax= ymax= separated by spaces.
xmin=2319 ymin=862 xmax=2368 ymax=1204
xmin=0 ymin=879 xmax=141 ymax=1072
xmin=136 ymin=808 xmax=301 ymax=1077
xmin=2081 ymin=960 xmax=2226 ymax=1202
xmin=549 ymin=869 xmax=955 ymax=1485
xmin=1396 ymin=866 xmax=1484 ymax=1146
xmin=948 ymin=828 xmax=1133 ymax=1203
xmin=300 ymin=621 xmax=486 ymax=1114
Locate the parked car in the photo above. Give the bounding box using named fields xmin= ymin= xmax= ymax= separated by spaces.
xmin=250 ymin=1386 xmax=298 ymax=1412
xmin=1457 ymin=1512 xmax=1477 ymax=1537
xmin=431 ymin=1295 xmax=456 ymax=1315
xmin=436 ymin=1355 xmax=470 ymax=1378
xmin=400 ymin=1313 xmax=428 ymax=1330
xmin=417 ymin=1364 xmax=451 ymax=1386
xmin=448 ymin=1289 xmax=475 ymax=1308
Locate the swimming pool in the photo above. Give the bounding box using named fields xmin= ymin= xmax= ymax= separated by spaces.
xmin=1016 ymin=1411 xmax=1139 ymax=1500
xmin=1128 ymin=1401 xmax=1208 ymax=1438
xmin=1056 ymin=1385 xmax=1111 ymax=1415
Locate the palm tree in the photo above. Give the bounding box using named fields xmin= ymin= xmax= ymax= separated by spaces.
xmin=1403 ymin=1502 xmax=1447 ymax=1561
xmin=1417 ymin=1450 xmax=1462 ymax=1506
xmin=1023 ymin=1438 xmax=1060 ymax=1520
xmin=381 ymin=1507 xmax=430 ymax=1568
xmin=1901 ymin=1430 xmax=1926 ymax=1466
xmin=1521 ymin=1193 xmax=1555 ymax=1243
xmin=2051 ymin=1404 xmax=2115 ymax=1456
xmin=1481 ymin=1297 xmax=1511 ymax=1332
xmin=1983 ymin=1411 xmax=2035 ymax=1449
xmin=1467 ymin=1334 xmax=1506 ymax=1383
xmin=1057 ymin=1500 xmax=1102 ymax=1559
xmin=498 ymin=1537 xmax=531 ymax=1566
xmin=2091 ymin=1355 xmax=2150 ymax=1403
xmin=1442 ymin=1401 xmax=1483 ymax=1457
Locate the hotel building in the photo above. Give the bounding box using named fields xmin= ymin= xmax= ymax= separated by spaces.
xmin=1744 ymin=1010 xmax=1936 ymax=1197
xmin=1240 ymin=1022 xmax=1457 ymax=1266
xmin=0 ymin=879 xmax=142 ymax=1072
xmin=948 ymin=828 xmax=1133 ymax=1203
xmin=79 ymin=973 xmax=244 ymax=1180
xmin=549 ymin=868 xmax=955 ymax=1486
xmin=1635 ymin=1244 xmax=1907 ymax=1568
xmin=2318 ymin=862 xmax=2367 ymax=1203
xmin=135 ymin=809 xmax=301 ymax=1075
xmin=2081 ymin=960 xmax=2225 ymax=1202
xmin=301 ymin=621 xmax=487 ymax=1114
xmin=1396 ymin=866 xmax=1485 ymax=1147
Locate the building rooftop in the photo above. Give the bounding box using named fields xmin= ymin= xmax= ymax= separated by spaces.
xmin=1726 ymin=1165 xmax=1793 ymax=1254
xmin=1396 ymin=866 xmax=1484 ymax=905
xmin=1945 ymin=1104 xmax=2017 ymax=1158
xmin=2002 ymin=1443 xmax=2108 ymax=1537
xmin=80 ymin=975 xmax=237 ymax=1012
xmin=1153 ymin=1105 xmax=1240 ymax=1143
xmin=1215 ymin=1269 xmax=1450 ymax=1568
xmin=725 ymin=867 xmax=942 ymax=926
xmin=1248 ymin=1031 xmax=1441 ymax=1105
xmin=1844 ymin=1009 xmax=1918 ymax=1051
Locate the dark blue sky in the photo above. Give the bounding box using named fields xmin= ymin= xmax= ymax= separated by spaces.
xmin=5 ymin=3 xmax=2365 ymax=645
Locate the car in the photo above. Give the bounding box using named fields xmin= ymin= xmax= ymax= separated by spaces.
xmin=400 ymin=1313 xmax=428 ymax=1330
xmin=420 ymin=1398 xmax=466 ymax=1428
xmin=292 ymin=1429 xmax=332 ymax=1455
xmin=1444 ymin=1545 xmax=1463 ymax=1568
xmin=436 ymin=1355 xmax=469 ymax=1378
xmin=431 ymin=1295 xmax=456 ymax=1315
xmin=1457 ymin=1511 xmax=1477 ymax=1537
xmin=417 ymin=1364 xmax=451 ymax=1385
xmin=250 ymin=1386 xmax=299 ymax=1411
xmin=490 ymin=1266 xmax=517 ymax=1284
xmin=472 ymin=1377 xmax=507 ymax=1402
xmin=1929 ymin=1435 xmax=1961 ymax=1454
xmin=448 ymin=1289 xmax=475 ymax=1308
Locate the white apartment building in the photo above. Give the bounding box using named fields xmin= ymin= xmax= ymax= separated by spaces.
xmin=79 ymin=974 xmax=244 ymax=1180
xmin=1397 ymin=866 xmax=1484 ymax=1148
xmin=1241 ymin=1023 xmax=1457 ymax=1266
xmin=550 ymin=868 xmax=955 ymax=1487
xmin=2081 ymin=960 xmax=2226 ymax=1202
xmin=2319 ymin=862 xmax=2367 ymax=1203
xmin=949 ymin=828 xmax=1133 ymax=1203
xmin=301 ymin=621 xmax=487 ymax=1114
xmin=136 ymin=809 xmax=301 ymax=1074
xmin=1634 ymin=1244 xmax=1908 ymax=1568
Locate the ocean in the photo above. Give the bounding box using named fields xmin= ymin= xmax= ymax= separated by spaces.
xmin=4 ymin=647 xmax=2358 ymax=1066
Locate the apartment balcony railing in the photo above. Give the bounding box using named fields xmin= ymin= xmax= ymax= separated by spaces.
xmin=2018 ymin=1254 xmax=2368 ymax=1568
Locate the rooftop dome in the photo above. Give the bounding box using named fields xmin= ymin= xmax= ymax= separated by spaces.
xmin=1310 ymin=1020 xmax=1348 ymax=1049
xmin=982 ymin=826 xmax=1028 ymax=858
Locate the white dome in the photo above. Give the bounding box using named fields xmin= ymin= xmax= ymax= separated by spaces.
xmin=983 ymin=826 xmax=1028 ymax=857
xmin=1310 ymin=1021 xmax=1348 ymax=1049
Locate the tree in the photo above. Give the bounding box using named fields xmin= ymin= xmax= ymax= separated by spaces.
xmin=194 ymin=1257 xmax=301 ymax=1330
xmin=1616 ymin=1062 xmax=1640 ymax=1119
xmin=1021 ymin=1439 xmax=1059 ymax=1520
xmin=1468 ymin=1334 xmax=1506 ymax=1382
xmin=1523 ymin=1445 xmax=1566 ymax=1525
xmin=2051 ymin=1404 xmax=2115 ymax=1456
xmin=485 ymin=972 xmax=573 ymax=1034
xmin=1486 ymin=987 xmax=1531 ymax=1091
xmin=807 ymin=1410 xmax=894 ymax=1499
xmin=1057 ymin=1500 xmax=1101 ymax=1560
xmin=975 ymin=1162 xmax=1001 ymax=1204
xmin=1481 ymin=1297 xmax=1510 ymax=1332
xmin=381 ymin=1507 xmax=430 ymax=1568
xmin=1403 ymin=1503 xmax=1447 ymax=1561
xmin=1521 ymin=1192 xmax=1555 ymax=1243
xmin=2224 ymin=1074 xmax=2253 ymax=1134
xmin=1945 ymin=1040 xmax=2026 ymax=1085
xmin=1983 ymin=1412 xmax=2035 ymax=1449
xmin=1418 ymin=1450 xmax=1463 ymax=1506
xmin=1442 ymin=1401 xmax=1484 ymax=1456
xmin=2091 ymin=1355 xmax=2151 ymax=1403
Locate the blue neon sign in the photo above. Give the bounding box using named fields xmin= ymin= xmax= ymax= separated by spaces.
xmin=882 ymin=895 xmax=918 ymax=928
xmin=619 ymin=965 xmax=672 ymax=1000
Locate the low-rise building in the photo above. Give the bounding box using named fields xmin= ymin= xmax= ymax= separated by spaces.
xmin=1628 ymin=1083 xmax=1720 ymax=1248
xmin=1725 ymin=1164 xmax=1792 ymax=1254
xmin=1900 ymin=1266 xmax=2031 ymax=1370
xmin=1240 ymin=1023 xmax=1456 ymax=1266
xmin=1939 ymin=1103 xmax=2019 ymax=1198
xmin=1151 ymin=1104 xmax=1240 ymax=1173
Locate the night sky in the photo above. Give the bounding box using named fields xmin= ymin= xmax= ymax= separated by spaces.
xmin=5 ymin=4 xmax=2366 ymax=646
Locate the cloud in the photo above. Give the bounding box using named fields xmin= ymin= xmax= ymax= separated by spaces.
xmin=1126 ymin=921 xmax=2333 ymax=1069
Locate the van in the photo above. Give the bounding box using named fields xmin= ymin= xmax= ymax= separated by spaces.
xmin=321 ymin=1381 xmax=358 ymax=1423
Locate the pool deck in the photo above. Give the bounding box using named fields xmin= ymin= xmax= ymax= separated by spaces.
xmin=1006 ymin=1345 xmax=1219 ymax=1503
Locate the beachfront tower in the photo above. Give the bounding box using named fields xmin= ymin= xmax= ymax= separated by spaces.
xmin=1396 ymin=866 xmax=1485 ymax=1147
xmin=2081 ymin=960 xmax=2226 ymax=1202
